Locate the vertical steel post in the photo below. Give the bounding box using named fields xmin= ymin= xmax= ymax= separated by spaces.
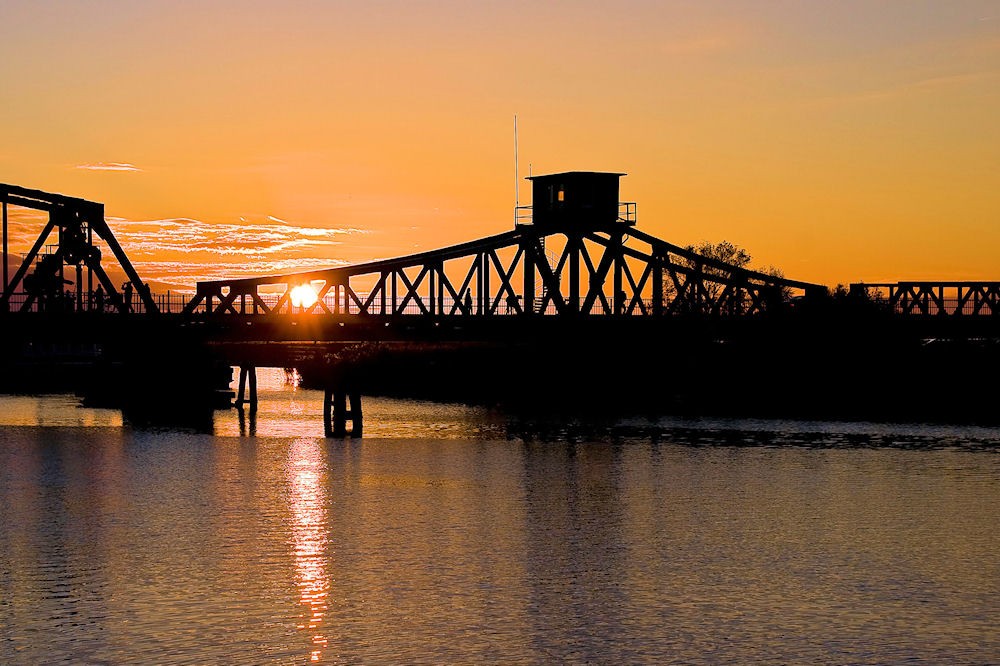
xmin=653 ymin=251 xmax=663 ymax=317
xmin=483 ymin=254 xmax=490 ymax=315
xmin=248 ymin=366 xmax=257 ymax=412
xmin=237 ymin=367 xmax=248 ymax=405
xmin=429 ymin=265 xmax=436 ymax=316
xmin=87 ymin=221 xmax=92 ymax=309
xmin=332 ymin=390 xmax=347 ymax=436
xmin=392 ymin=272 xmax=397 ymax=315
xmin=323 ymin=389 xmax=334 ymax=436
xmin=523 ymin=237 xmax=535 ymax=315
xmin=333 ymin=390 xmax=347 ymax=435
xmin=58 ymin=224 xmax=65 ymax=297
xmin=76 ymin=264 xmax=83 ymax=312
xmin=613 ymin=232 xmax=623 ymax=315
xmin=380 ymin=271 xmax=387 ymax=316
xmin=348 ymin=392 xmax=363 ymax=437
xmin=477 ymin=254 xmax=484 ymax=315
xmin=569 ymin=233 xmax=580 ymax=314
xmin=2 ymin=200 xmax=7 ymax=302
xmin=236 ymin=365 xmax=258 ymax=412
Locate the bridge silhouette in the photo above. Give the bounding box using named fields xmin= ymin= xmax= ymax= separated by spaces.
xmin=2 ymin=174 xmax=998 ymax=434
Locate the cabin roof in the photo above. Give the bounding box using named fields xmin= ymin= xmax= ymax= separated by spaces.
xmin=526 ymin=171 xmax=626 ymax=180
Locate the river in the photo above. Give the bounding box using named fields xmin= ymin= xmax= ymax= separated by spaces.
xmin=1 ymin=368 xmax=998 ymax=664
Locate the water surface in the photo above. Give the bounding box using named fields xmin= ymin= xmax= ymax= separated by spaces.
xmin=1 ymin=369 xmax=998 ymax=664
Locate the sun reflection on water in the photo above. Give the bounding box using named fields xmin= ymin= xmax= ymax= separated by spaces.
xmin=288 ymin=438 xmax=330 ymax=662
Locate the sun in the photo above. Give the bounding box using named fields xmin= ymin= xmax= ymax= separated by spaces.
xmin=289 ymin=284 xmax=318 ymax=309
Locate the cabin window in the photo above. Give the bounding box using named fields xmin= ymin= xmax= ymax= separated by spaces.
xmin=557 ymin=188 xmax=565 ymax=202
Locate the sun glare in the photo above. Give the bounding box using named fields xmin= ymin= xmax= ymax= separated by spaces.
xmin=290 ymin=284 xmax=318 ymax=309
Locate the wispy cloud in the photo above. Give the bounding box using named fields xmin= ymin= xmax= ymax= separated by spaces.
xmin=100 ymin=215 xmax=369 ymax=289
xmin=74 ymin=162 xmax=143 ymax=172
xmin=1 ymin=210 xmax=368 ymax=291
xmin=131 ymin=257 xmax=353 ymax=290
xmin=107 ymin=216 xmax=367 ymax=256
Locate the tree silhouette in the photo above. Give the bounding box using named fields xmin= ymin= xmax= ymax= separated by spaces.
xmin=664 ymin=240 xmax=757 ymax=314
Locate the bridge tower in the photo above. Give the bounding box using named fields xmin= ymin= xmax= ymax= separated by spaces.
xmin=521 ymin=171 xmax=636 ymax=315
xmin=0 ymin=184 xmax=157 ymax=314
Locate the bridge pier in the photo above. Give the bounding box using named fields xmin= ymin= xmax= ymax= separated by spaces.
xmin=235 ymin=364 xmax=258 ymax=412
xmin=324 ymin=388 xmax=362 ymax=437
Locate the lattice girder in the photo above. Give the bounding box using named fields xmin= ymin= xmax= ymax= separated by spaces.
xmin=185 ymin=222 xmax=821 ymax=318
xmin=882 ymin=282 xmax=1000 ymax=316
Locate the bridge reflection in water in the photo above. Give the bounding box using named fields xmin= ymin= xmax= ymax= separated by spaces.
xmin=1 ymin=175 xmax=998 ymax=434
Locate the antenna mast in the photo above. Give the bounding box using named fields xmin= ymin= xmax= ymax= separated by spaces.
xmin=513 ymin=114 xmax=519 ymax=226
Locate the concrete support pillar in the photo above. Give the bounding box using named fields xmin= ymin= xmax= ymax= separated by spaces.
xmin=324 ymin=388 xmax=362 ymax=437
xmin=236 ymin=365 xmax=257 ymax=412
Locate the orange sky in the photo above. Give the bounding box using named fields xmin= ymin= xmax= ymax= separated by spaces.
xmin=1 ymin=1 xmax=997 ymax=292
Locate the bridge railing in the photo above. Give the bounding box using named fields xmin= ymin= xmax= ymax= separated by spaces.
xmin=513 ymin=202 xmax=636 ymax=227
xmin=188 ymin=283 xmax=999 ymax=319
xmin=1 ymin=290 xmax=192 ymax=315
xmin=0 ymin=289 xmax=667 ymax=317
xmin=182 ymin=291 xmax=665 ymax=317
xmin=8 ymin=284 xmax=997 ymax=319
xmin=0 ymin=291 xmax=611 ymax=316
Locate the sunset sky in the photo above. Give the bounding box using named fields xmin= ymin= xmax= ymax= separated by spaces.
xmin=1 ymin=1 xmax=997 ymax=292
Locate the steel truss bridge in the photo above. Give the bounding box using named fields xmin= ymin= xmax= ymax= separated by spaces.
xmin=3 ymin=181 xmax=998 ymax=325
xmin=183 ymin=222 xmax=826 ymax=320
xmin=852 ymin=282 xmax=1000 ymax=317
xmin=2 ymin=181 xmax=998 ymax=434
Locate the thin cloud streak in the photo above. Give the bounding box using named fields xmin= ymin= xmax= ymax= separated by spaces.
xmin=2 ymin=210 xmax=367 ymax=291
xmin=74 ymin=162 xmax=143 ymax=172
xmin=106 ymin=216 xmax=366 ymax=250
xmin=102 ymin=215 xmax=369 ymax=289
xmin=129 ymin=257 xmax=352 ymax=289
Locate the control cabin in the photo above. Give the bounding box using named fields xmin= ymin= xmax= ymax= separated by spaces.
xmin=526 ymin=171 xmax=630 ymax=228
